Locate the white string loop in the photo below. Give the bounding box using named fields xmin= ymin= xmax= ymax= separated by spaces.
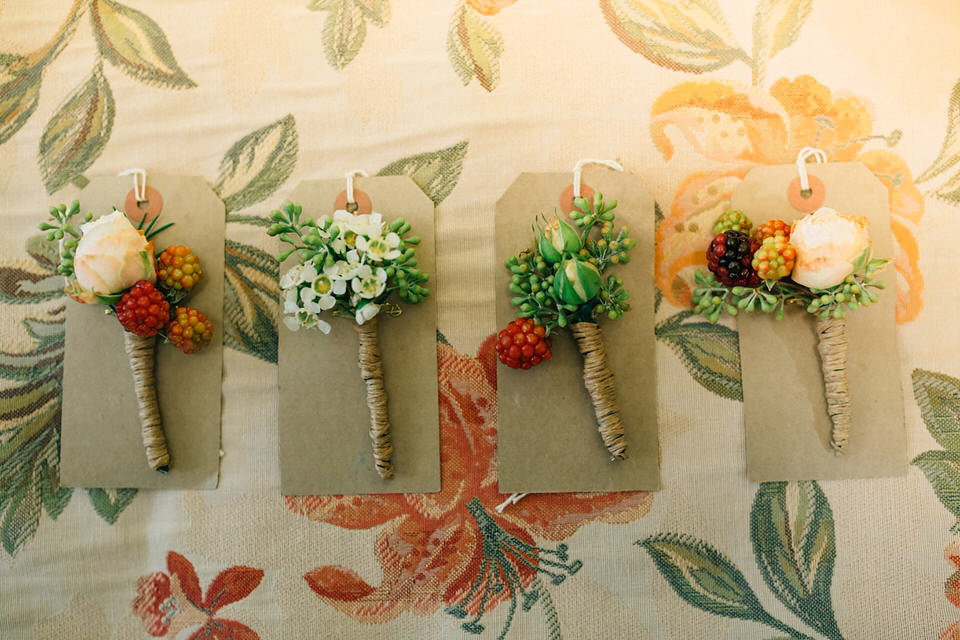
xmin=119 ymin=168 xmax=147 ymax=202
xmin=345 ymin=169 xmax=369 ymax=205
xmin=495 ymin=492 xmax=528 ymax=513
xmin=573 ymin=159 xmax=623 ymax=198
xmin=795 ymin=147 xmax=827 ymax=192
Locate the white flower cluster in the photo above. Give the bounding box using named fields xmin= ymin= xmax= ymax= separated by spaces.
xmin=280 ymin=211 xmax=401 ymax=333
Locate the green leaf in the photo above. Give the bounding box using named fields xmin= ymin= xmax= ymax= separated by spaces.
xmin=85 ymin=488 xmax=137 ymax=524
xmin=751 ymin=0 xmax=811 ymax=85
xmin=377 ymin=140 xmax=469 ymax=206
xmin=354 ymin=0 xmax=390 ymax=27
xmin=0 ymin=311 xmax=68 ymax=557
xmin=913 ymin=369 xmax=960 ymax=452
xmin=224 ymin=239 xmax=279 ymax=363
xmin=38 ymin=62 xmax=115 ymax=194
xmin=0 ymin=59 xmax=42 ymax=145
xmin=318 ymin=0 xmax=368 ymax=70
xmin=214 ymin=114 xmax=299 ymax=214
xmin=913 ymin=449 xmax=960 ymax=530
xmin=640 ymin=533 xmax=771 ymax=621
xmin=751 ymin=482 xmax=842 ymax=640
xmin=91 ymin=0 xmax=196 ymax=89
xmin=447 ymin=2 xmax=504 ymax=92
xmin=599 ymin=0 xmax=745 ymax=73
xmin=655 ymin=311 xmax=742 ymax=401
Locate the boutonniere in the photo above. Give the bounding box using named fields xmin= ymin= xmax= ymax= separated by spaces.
xmin=268 ymin=202 xmax=428 ymax=479
xmin=692 ymin=207 xmax=887 ymax=453
xmin=497 ymin=192 xmax=636 ymax=460
xmin=42 ymin=202 xmax=214 ymax=471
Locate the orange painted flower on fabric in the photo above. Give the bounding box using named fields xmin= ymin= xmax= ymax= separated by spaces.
xmin=286 ymin=335 xmax=652 ymax=635
xmin=467 ymin=0 xmax=518 ymax=15
xmin=652 ymin=75 xmax=923 ymax=323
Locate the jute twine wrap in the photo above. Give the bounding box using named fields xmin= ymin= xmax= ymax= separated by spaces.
xmin=570 ymin=322 xmax=628 ymax=460
xmin=123 ymin=332 xmax=170 ymax=472
xmin=815 ymin=316 xmax=852 ymax=454
xmin=355 ymin=317 xmax=394 ymax=479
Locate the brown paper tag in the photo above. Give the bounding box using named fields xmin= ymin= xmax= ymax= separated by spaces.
xmin=730 ymin=162 xmax=907 ymax=481
xmin=277 ymin=176 xmax=440 ymax=495
xmin=496 ymin=169 xmax=660 ymax=492
xmin=60 ymin=174 xmax=225 ymax=488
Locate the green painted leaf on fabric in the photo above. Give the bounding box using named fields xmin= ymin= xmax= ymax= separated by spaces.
xmin=215 ymin=115 xmax=298 ymax=215
xmin=0 ymin=58 xmax=42 ymax=146
xmin=599 ymin=0 xmax=745 ymax=73
xmin=317 ymin=0 xmax=368 ymax=70
xmin=913 ymin=449 xmax=960 ymax=531
xmin=86 ymin=488 xmax=137 ymax=524
xmin=751 ymin=482 xmax=842 ymax=640
xmin=655 ymin=311 xmax=742 ymax=401
xmin=447 ymin=2 xmax=504 ymax=92
xmin=92 ymin=0 xmax=196 ymax=89
xmin=377 ymin=140 xmax=469 ymax=206
xmin=224 ymin=239 xmax=279 ymax=363
xmin=354 ymin=0 xmax=390 ymax=27
xmin=751 ymin=0 xmax=811 ymax=85
xmin=38 ymin=63 xmax=115 ymax=194
xmin=913 ymin=369 xmax=960 ymax=453
xmin=26 ymin=234 xmax=60 ymax=271
xmin=0 ymin=265 xmax=64 ymax=304
xmin=916 ymin=78 xmax=960 ymax=201
xmin=639 ymin=533 xmax=771 ymax=621
xmin=0 ymin=312 xmax=69 ymax=557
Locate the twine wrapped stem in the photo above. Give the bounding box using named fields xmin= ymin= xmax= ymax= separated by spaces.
xmin=570 ymin=322 xmax=628 ymax=460
xmin=815 ymin=316 xmax=851 ymax=454
xmin=355 ymin=317 xmax=394 ymax=479
xmin=123 ymin=332 xmax=170 ymax=472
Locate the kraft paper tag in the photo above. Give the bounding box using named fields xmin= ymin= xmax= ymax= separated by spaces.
xmin=730 ymin=162 xmax=907 ymax=481
xmin=496 ymin=169 xmax=660 ymax=492
xmin=60 ymin=174 xmax=225 ymax=488
xmin=278 ymin=176 xmax=440 ymax=495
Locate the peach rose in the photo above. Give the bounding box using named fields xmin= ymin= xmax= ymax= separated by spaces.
xmin=790 ymin=207 xmax=869 ymax=289
xmin=73 ymin=210 xmax=156 ymax=295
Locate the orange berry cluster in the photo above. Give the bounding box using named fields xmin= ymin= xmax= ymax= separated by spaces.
xmin=156 ymin=245 xmax=203 ymax=292
xmin=752 ymin=235 xmax=796 ymax=280
xmin=167 ymin=307 xmax=214 ymax=354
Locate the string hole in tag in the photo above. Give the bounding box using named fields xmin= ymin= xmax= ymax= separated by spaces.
xmin=559 ymin=183 xmax=594 ymax=215
xmin=333 ymin=189 xmax=372 ymax=215
xmin=787 ymin=175 xmax=825 ymax=212
xmin=124 ymin=185 xmax=163 ymax=223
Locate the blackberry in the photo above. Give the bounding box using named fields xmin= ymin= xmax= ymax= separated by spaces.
xmin=707 ymin=231 xmax=761 ymax=287
xmin=167 ymin=307 xmax=214 ymax=354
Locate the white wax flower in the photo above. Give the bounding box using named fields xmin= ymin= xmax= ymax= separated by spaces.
xmin=791 ymin=207 xmax=870 ymax=289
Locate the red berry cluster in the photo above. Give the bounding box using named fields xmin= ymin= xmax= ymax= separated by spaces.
xmin=706 ymin=231 xmax=761 ymax=287
xmin=496 ymin=318 xmax=552 ymax=370
xmin=116 ymin=281 xmax=170 ymax=337
xmin=167 ymin=307 xmax=214 ymax=354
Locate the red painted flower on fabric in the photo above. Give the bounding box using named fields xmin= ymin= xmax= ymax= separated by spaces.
xmin=285 ymin=335 xmax=652 ymax=635
xmin=132 ymin=551 xmax=264 ymax=639
xmin=939 ymin=542 xmax=960 ymax=639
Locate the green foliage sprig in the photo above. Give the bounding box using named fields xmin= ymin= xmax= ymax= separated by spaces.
xmin=692 ymin=248 xmax=888 ymax=323
xmin=506 ymin=192 xmax=635 ymax=335
xmin=37 ymin=201 xmax=91 ymax=277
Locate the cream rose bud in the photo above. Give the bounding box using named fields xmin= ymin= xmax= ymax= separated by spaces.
xmin=790 ymin=207 xmax=870 ymax=289
xmin=73 ymin=210 xmax=156 ymax=295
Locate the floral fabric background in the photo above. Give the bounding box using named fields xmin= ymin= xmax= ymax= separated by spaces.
xmin=2 ymin=0 xmax=960 ymax=637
